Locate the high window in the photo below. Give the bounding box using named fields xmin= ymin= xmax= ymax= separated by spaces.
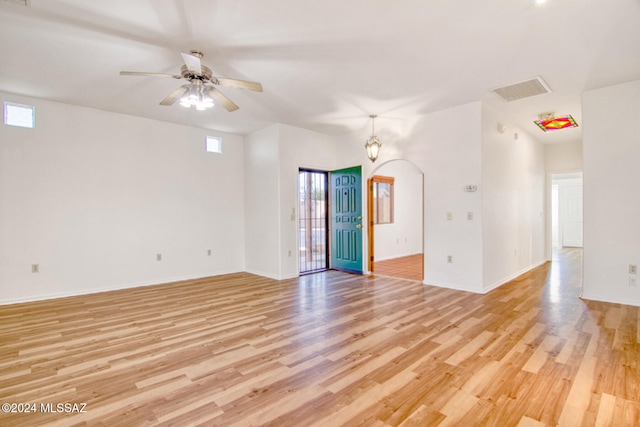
xmin=4 ymin=102 xmax=35 ymax=128
xmin=205 ymin=136 xmax=222 ymax=153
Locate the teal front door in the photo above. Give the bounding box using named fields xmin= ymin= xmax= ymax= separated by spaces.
xmin=330 ymin=166 xmax=363 ymax=274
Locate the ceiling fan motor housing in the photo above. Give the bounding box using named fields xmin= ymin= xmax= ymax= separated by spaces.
xmin=181 ymin=64 xmax=212 ymax=81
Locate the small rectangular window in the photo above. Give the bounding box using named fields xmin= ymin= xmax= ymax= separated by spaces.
xmin=206 ymin=136 xmax=222 ymax=153
xmin=372 ymin=175 xmax=394 ymax=224
xmin=4 ymin=102 xmax=35 ymax=128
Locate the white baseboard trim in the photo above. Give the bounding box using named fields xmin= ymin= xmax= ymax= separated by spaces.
xmin=376 ymin=252 xmax=423 ymax=262
xmin=421 ymin=280 xmax=480 ymax=294
xmin=421 ymin=259 xmax=548 ymax=295
xmin=482 ymin=259 xmax=547 ymax=294
xmin=238 ymin=270 xmax=303 ymax=281
xmin=580 ymin=293 xmax=640 ymax=307
xmin=242 ymin=269 xmax=287 ymax=281
xmin=0 ymin=270 xmax=242 ymax=306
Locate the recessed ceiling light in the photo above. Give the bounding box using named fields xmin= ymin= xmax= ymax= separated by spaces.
xmin=534 ymin=114 xmax=578 ymax=132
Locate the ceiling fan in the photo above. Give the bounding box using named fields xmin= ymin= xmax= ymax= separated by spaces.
xmin=120 ymin=50 xmax=263 ymax=112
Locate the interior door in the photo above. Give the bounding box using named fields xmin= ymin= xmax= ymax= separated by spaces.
xmin=330 ymin=166 xmax=363 ymax=274
xmin=561 ymin=184 xmax=583 ymax=247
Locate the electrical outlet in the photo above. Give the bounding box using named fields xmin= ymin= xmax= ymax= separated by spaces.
xmin=630 ymin=276 xmax=637 ymax=287
xmin=31 ymin=264 xmax=39 ymax=273
xmin=447 ymin=212 xmax=453 ymax=221
xmin=629 ymin=264 xmax=637 ymax=275
xmin=207 ymin=249 xmax=212 ymax=256
xmin=447 ymin=255 xmax=452 ymax=263
xmin=156 ymin=253 xmax=162 ymax=261
xmin=467 ymin=212 xmax=473 ymax=220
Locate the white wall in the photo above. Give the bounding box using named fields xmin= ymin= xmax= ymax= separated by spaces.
xmin=372 ymin=160 xmax=423 ymax=261
xmin=278 ymin=124 xmax=336 ymax=278
xmin=544 ymin=141 xmax=583 ymax=259
xmin=0 ymin=92 xmax=245 ymax=304
xmin=481 ymin=105 xmax=546 ymax=292
xmin=408 ymin=102 xmax=484 ymax=292
xmin=545 ymin=140 xmax=583 ymax=173
xmin=244 ymin=123 xmax=336 ymax=279
xmin=582 ymin=79 xmax=640 ymax=306
xmin=331 ymin=101 xmax=545 ymax=293
xmin=333 ymin=102 xmax=485 ymax=292
xmin=1 ymin=93 xmax=552 ymax=303
xmin=244 ymin=124 xmax=281 ymax=279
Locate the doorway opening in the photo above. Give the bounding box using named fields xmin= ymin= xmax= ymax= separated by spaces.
xmin=548 ymin=172 xmax=583 ymax=270
xmin=551 ymin=172 xmax=583 ymax=260
xmin=298 ymin=169 xmax=329 ymax=274
xmin=368 ymin=160 xmax=424 ymax=281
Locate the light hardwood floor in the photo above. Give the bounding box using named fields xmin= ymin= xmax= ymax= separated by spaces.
xmin=1 ymin=249 xmax=639 ymax=426
xmin=374 ymin=254 xmax=424 ymax=281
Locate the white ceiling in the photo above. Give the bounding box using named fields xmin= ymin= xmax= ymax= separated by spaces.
xmin=1 ymin=0 xmax=639 ymax=144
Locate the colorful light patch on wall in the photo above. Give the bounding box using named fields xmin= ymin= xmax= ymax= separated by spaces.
xmin=534 ymin=115 xmax=578 ymax=132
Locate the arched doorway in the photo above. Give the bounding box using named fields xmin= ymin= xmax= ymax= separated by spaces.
xmin=368 ymin=159 xmax=424 ymax=281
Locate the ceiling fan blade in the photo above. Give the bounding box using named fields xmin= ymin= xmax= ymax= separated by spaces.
xmin=206 ymin=86 xmax=239 ymax=112
xmin=214 ymin=77 xmax=263 ymax=92
xmin=120 ymin=71 xmax=182 ymax=79
xmin=160 ymin=85 xmax=190 ymax=106
xmin=181 ymin=52 xmax=202 ymax=75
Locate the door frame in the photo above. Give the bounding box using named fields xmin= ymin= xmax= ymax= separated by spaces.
xmin=298 ymin=168 xmax=329 ymax=274
xmin=367 ymin=160 xmax=425 ymax=278
xmin=367 ymin=175 xmax=396 ymax=272
xmin=546 ymin=171 xmax=583 ymax=259
xmin=368 ymin=178 xmax=374 ymax=272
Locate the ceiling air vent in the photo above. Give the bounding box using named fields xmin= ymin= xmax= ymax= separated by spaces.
xmin=492 ymin=76 xmax=551 ymax=102
xmin=3 ymin=0 xmax=30 ymax=6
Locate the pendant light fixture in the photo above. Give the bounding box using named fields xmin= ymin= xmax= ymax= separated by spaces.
xmin=365 ymin=114 xmax=382 ymax=162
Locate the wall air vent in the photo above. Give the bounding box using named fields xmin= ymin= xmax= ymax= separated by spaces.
xmin=492 ymin=76 xmax=552 ymax=102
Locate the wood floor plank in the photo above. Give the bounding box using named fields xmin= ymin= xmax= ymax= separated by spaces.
xmin=1 ymin=249 xmax=639 ymax=426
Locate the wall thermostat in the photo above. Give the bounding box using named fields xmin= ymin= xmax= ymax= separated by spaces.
xmin=464 ymin=185 xmax=477 ymax=192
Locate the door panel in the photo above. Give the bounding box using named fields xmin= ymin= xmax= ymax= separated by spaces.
xmin=330 ymin=166 xmax=363 ymax=274
xmin=561 ymin=184 xmax=583 ymax=247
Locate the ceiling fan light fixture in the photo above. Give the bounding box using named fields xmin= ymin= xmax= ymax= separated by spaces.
xmin=180 ymin=80 xmax=214 ymax=110
xmin=120 ymin=50 xmax=259 ymax=112
xmin=179 ymin=87 xmax=196 ymax=107
xmin=197 ymin=97 xmax=214 ymax=111
xmin=365 ymin=114 xmax=382 ymax=163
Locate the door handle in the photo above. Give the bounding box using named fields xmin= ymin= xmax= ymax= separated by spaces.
xmin=356 ymin=224 xmax=363 ymax=229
